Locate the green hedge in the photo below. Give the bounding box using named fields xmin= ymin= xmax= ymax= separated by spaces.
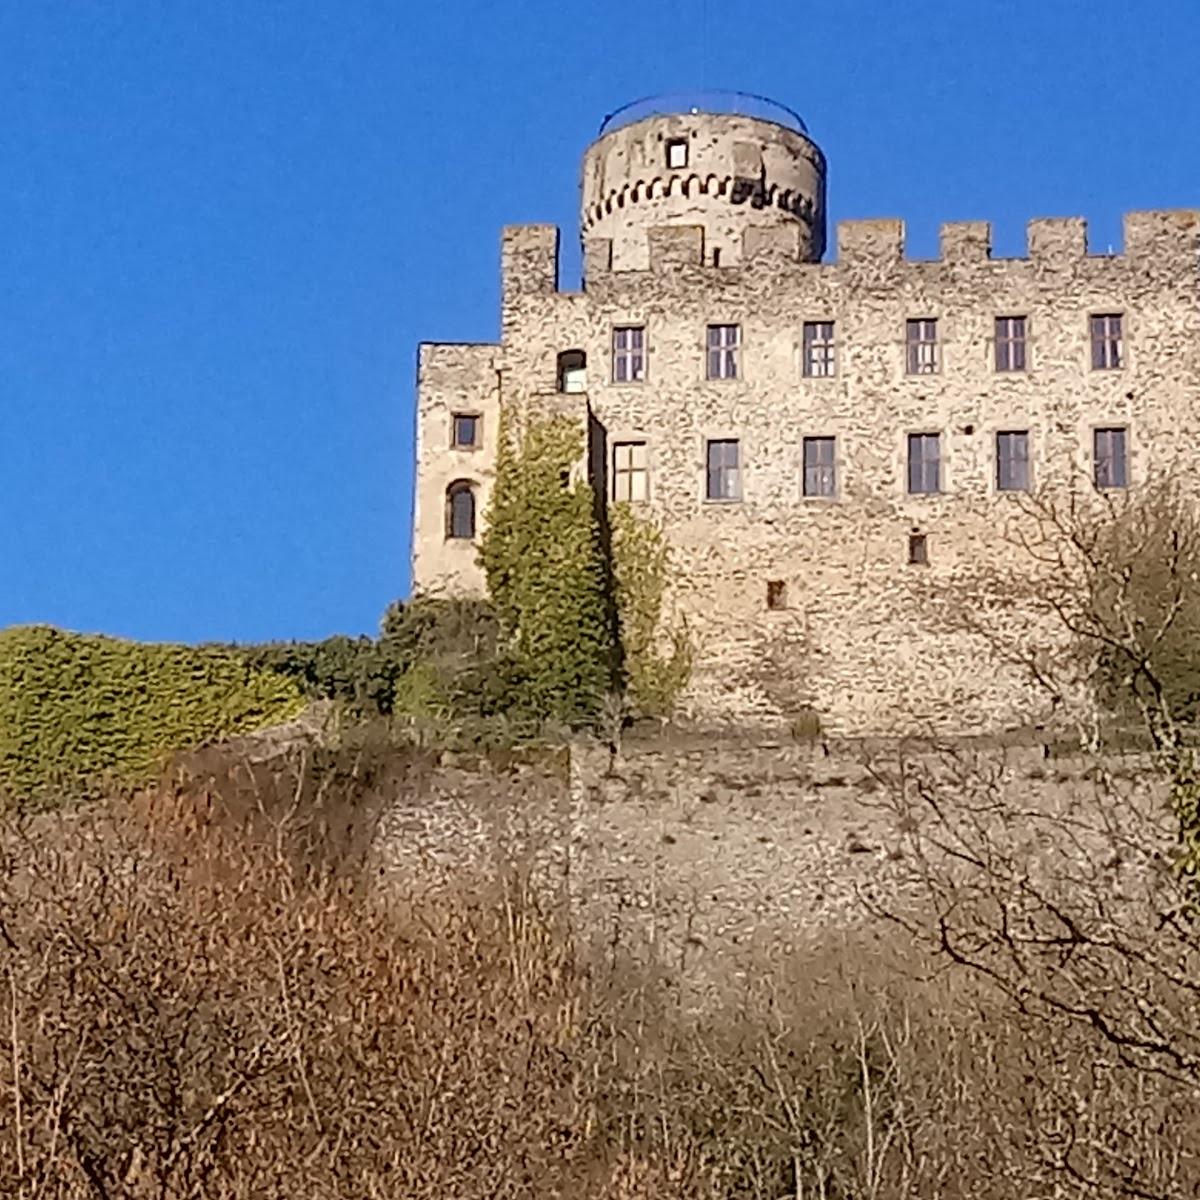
xmin=0 ymin=625 xmax=306 ymax=804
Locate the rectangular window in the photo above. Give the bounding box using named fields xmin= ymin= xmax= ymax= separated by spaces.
xmin=907 ymin=432 xmax=941 ymax=495
xmin=908 ymin=533 xmax=929 ymax=565
xmin=451 ymin=413 xmax=479 ymax=449
xmin=1094 ymin=426 xmax=1129 ymax=489
xmin=612 ymin=325 xmax=646 ymax=383
xmin=666 ymin=138 xmax=688 ymax=169
xmin=802 ymin=436 xmax=837 ymax=498
xmin=802 ymin=321 xmax=836 ymax=377
xmin=995 ymin=316 xmax=1027 ymax=372
xmin=705 ymin=438 xmax=741 ymax=501
xmin=995 ymin=430 xmax=1030 ymax=492
xmin=706 ymin=324 xmax=740 ymax=380
xmin=905 ymin=318 xmax=938 ymax=375
xmin=766 ymin=580 xmax=787 ymax=610
xmin=1091 ymin=314 xmax=1124 ymax=370
xmin=612 ymin=440 xmax=649 ymax=503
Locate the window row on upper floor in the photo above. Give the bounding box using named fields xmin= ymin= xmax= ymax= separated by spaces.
xmin=555 ymin=313 xmax=1131 ymax=392
xmin=610 ymin=425 xmax=1132 ymax=505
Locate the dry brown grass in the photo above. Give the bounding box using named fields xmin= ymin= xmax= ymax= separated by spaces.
xmin=1 ymin=755 xmax=1197 ymax=1198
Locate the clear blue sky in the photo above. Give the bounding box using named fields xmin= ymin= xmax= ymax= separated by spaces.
xmin=2 ymin=1 xmax=1197 ymax=644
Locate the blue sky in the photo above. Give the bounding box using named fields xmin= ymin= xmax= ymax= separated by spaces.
xmin=2 ymin=0 xmax=1197 ymax=644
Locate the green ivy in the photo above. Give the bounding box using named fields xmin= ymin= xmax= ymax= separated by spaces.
xmin=0 ymin=625 xmax=305 ymax=805
xmin=479 ymin=407 xmax=617 ymax=726
xmin=610 ymin=502 xmax=693 ymax=718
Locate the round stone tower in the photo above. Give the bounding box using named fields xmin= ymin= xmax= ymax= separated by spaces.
xmin=582 ymin=91 xmax=827 ymax=270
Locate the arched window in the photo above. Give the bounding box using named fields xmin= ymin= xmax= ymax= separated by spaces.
xmin=445 ymin=481 xmax=476 ymax=540
xmin=556 ymin=349 xmax=587 ymax=394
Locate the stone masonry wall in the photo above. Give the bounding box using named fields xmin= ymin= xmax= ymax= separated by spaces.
xmin=412 ymin=112 xmax=1200 ymax=736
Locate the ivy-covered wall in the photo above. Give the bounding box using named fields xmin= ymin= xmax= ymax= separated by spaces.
xmin=0 ymin=625 xmax=305 ymax=805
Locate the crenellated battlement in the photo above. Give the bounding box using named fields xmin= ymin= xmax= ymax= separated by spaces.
xmin=500 ymin=210 xmax=1200 ymax=305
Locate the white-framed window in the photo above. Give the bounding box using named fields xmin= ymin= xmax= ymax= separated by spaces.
xmin=1090 ymin=314 xmax=1124 ymax=370
xmin=994 ymin=316 xmax=1027 ymax=372
xmin=705 ymin=439 xmax=741 ymax=501
xmin=802 ymin=436 xmax=837 ymax=498
xmin=612 ymin=326 xmax=646 ymax=383
xmin=612 ymin=440 xmax=648 ymax=502
xmin=706 ymin=324 xmax=740 ymax=380
xmin=905 ymin=318 xmax=938 ymax=375
xmin=802 ymin=321 xmax=836 ymax=377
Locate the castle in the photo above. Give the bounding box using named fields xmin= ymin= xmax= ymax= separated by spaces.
xmin=411 ymin=92 xmax=1200 ymax=735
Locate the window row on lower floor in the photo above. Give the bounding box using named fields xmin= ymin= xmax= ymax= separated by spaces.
xmin=611 ymin=426 xmax=1131 ymax=503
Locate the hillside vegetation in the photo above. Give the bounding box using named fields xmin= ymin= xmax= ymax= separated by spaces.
xmin=0 ymin=625 xmax=305 ymax=805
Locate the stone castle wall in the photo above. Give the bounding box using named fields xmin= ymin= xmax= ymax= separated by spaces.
xmin=412 ymin=109 xmax=1200 ymax=736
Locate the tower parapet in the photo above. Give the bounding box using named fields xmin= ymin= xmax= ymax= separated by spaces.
xmin=582 ymin=91 xmax=826 ymax=272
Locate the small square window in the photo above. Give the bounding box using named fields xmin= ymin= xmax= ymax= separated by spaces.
xmin=802 ymin=436 xmax=837 ymax=498
xmin=994 ymin=316 xmax=1027 ymax=372
xmin=908 ymin=533 xmax=928 ymax=565
xmin=766 ymin=580 xmax=787 ymax=610
xmin=666 ymin=138 xmax=688 ymax=169
xmin=451 ymin=413 xmax=479 ymax=449
xmin=705 ymin=439 xmax=741 ymax=501
xmin=802 ymin=321 xmax=836 ymax=377
xmin=706 ymin=324 xmax=740 ymax=380
xmin=905 ymin=319 xmax=939 ymax=375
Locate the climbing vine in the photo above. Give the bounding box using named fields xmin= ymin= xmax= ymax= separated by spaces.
xmin=479 ymin=406 xmax=617 ymax=726
xmin=609 ymin=503 xmax=692 ymax=719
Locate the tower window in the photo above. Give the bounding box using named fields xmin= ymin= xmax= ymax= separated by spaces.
xmin=612 ymin=441 xmax=649 ymax=502
xmin=995 ymin=430 xmax=1030 ymax=492
xmin=908 ymin=533 xmax=929 ymax=565
xmin=451 ymin=413 xmax=480 ymax=449
xmin=446 ymin=481 xmax=476 ymax=540
xmin=907 ymin=433 xmax=941 ymax=495
xmin=1094 ymin=426 xmax=1129 ymax=489
xmin=905 ymin=319 xmax=939 ymax=375
xmin=557 ymin=349 xmax=587 ymax=393
xmin=802 ymin=321 xmax=836 ymax=377
xmin=666 ymin=138 xmax=688 ymax=169
xmin=612 ymin=326 xmax=645 ymax=383
xmin=1090 ymin=314 xmax=1124 ymax=370
xmin=995 ymin=316 xmax=1027 ymax=372
xmin=705 ymin=439 xmax=741 ymax=501
xmin=706 ymin=324 xmax=740 ymax=380
xmin=766 ymin=580 xmax=787 ymax=610
xmin=802 ymin=436 xmax=837 ymax=498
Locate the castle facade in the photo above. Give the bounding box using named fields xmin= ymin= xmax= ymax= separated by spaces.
xmin=412 ymin=93 xmax=1200 ymax=735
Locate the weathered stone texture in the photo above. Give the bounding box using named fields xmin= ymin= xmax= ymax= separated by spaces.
xmin=413 ymin=106 xmax=1200 ymax=735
